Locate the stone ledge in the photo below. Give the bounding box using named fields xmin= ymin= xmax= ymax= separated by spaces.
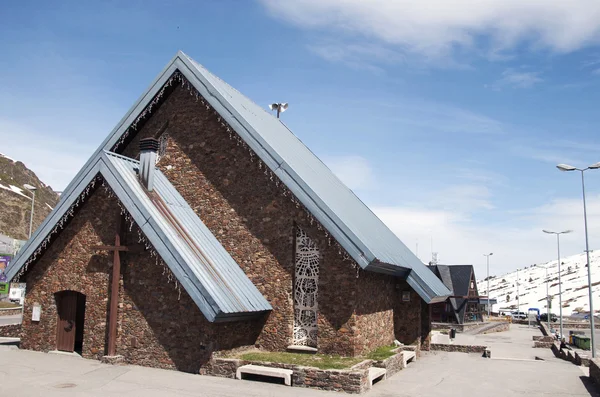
xmin=533 ymin=336 xmax=554 ymax=342
xmin=0 ymin=308 xmax=22 ymax=317
xmin=101 ymin=355 xmax=125 ymax=365
xmin=534 ymin=341 xmax=554 ymax=348
xmin=430 ymin=343 xmax=487 ymax=354
xmin=0 ymin=324 xmax=21 ymax=338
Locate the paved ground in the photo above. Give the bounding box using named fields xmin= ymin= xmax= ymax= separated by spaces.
xmin=455 ymin=324 xmax=556 ymax=360
xmin=0 ymin=325 xmax=598 ymax=396
xmin=0 ymin=313 xmax=21 ymax=326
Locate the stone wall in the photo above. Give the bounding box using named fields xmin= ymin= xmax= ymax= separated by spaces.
xmin=116 ymin=225 xmax=264 ymax=373
xmin=533 ymin=341 xmax=554 ymax=348
xmin=119 ymin=82 xmax=405 ymax=356
xmin=394 ymin=281 xmax=422 ymax=349
xmin=354 ymin=271 xmax=395 ymax=355
xmin=372 ymin=350 xmax=404 ymax=377
xmin=560 ymin=322 xmax=600 ymax=330
xmin=430 ymin=344 xmax=487 ymax=353
xmin=0 ymin=324 xmax=21 ymax=337
xmin=20 ymin=188 xmax=116 ymax=361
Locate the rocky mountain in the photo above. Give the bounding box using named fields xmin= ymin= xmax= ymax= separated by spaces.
xmin=0 ymin=152 xmax=60 ymax=241
xmin=478 ymin=250 xmax=600 ymax=316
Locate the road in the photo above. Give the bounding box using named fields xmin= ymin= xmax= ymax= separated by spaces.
xmin=0 ymin=324 xmax=597 ymax=397
xmin=0 ymin=314 xmax=21 ymax=326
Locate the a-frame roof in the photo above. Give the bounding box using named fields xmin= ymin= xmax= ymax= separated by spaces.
xmin=10 ymin=51 xmax=450 ymax=303
xmin=6 ymin=151 xmax=272 ymax=322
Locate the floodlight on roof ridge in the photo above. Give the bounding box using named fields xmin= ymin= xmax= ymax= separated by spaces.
xmin=269 ymin=102 xmax=288 ymax=119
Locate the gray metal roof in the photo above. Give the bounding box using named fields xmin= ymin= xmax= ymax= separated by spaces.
xmin=181 ymin=54 xmax=450 ymax=303
xmin=11 ymin=51 xmax=449 ymax=304
xmin=6 ymin=151 xmax=271 ymax=322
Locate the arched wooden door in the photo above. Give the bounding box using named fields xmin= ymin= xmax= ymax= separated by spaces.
xmin=55 ymin=291 xmax=85 ymax=353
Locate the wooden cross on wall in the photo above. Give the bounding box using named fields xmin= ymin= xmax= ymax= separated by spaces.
xmin=92 ymin=216 xmax=143 ymax=357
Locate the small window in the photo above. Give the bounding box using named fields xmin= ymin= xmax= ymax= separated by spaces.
xmin=470 ymin=281 xmax=474 ymax=289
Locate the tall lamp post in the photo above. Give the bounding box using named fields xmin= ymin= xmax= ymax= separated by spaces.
xmin=557 ymin=162 xmax=600 ymax=358
xmin=539 ymin=264 xmax=552 ymax=331
xmin=24 ymin=184 xmax=37 ymax=238
xmin=484 ymin=253 xmax=493 ymax=317
xmin=543 ymin=229 xmax=573 ymax=340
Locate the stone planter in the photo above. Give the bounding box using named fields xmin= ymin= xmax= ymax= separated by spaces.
xmin=202 ymin=357 xmax=375 ymax=393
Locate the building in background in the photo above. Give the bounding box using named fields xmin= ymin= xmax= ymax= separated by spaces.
xmin=428 ymin=264 xmax=484 ymax=324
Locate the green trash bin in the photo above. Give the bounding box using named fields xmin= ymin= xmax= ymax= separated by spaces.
xmin=578 ymin=337 xmax=591 ymax=350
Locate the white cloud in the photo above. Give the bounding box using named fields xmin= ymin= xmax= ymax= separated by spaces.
xmin=260 ymin=0 xmax=600 ymax=64
xmin=371 ymin=99 xmax=504 ymax=135
xmin=323 ymin=155 xmax=375 ymax=191
xmin=488 ymin=68 xmax=543 ymax=90
xmin=372 ymin=194 xmax=600 ymax=280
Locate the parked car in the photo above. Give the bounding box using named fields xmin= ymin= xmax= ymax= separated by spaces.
xmin=539 ymin=313 xmax=558 ymax=322
xmin=511 ymin=311 xmax=527 ymax=320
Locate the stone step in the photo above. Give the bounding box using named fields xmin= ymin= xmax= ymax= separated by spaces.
xmin=368 ymin=367 xmax=386 ymax=385
xmin=236 ymin=364 xmax=293 ymax=386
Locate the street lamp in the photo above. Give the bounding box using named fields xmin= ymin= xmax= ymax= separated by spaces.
xmin=484 ymin=253 xmax=493 ymax=317
xmin=538 ymin=264 xmax=552 ymax=332
xmin=543 ymin=229 xmax=573 ymax=340
xmin=557 ymin=162 xmax=600 ymax=358
xmin=23 ymin=184 xmax=37 ymax=239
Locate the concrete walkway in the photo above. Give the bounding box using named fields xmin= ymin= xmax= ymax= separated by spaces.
xmin=1 ymin=325 xmax=597 ymax=396
xmin=454 ymin=324 xmax=556 ymax=360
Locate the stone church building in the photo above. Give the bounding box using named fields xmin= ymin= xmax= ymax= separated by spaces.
xmin=6 ymin=52 xmax=450 ymax=373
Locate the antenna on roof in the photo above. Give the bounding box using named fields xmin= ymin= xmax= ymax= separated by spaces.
xmin=269 ymin=103 xmax=288 ymax=119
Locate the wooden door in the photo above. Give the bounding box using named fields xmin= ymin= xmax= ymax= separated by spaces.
xmin=56 ymin=292 xmax=77 ymax=352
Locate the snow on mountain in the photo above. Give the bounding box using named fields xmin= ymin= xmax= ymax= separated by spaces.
xmin=478 ymin=251 xmax=600 ymax=316
xmin=0 ymin=152 xmax=16 ymax=162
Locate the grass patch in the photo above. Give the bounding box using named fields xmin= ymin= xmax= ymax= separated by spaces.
xmin=366 ymin=345 xmax=397 ymax=361
xmin=239 ymin=352 xmax=363 ymax=370
xmin=0 ymin=302 xmax=20 ymax=309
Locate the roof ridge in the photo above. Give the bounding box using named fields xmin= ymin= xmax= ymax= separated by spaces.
xmin=103 ymin=150 xmax=140 ymax=163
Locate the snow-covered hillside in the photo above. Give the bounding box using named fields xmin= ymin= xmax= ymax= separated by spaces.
xmin=477 ymin=251 xmax=600 ymax=316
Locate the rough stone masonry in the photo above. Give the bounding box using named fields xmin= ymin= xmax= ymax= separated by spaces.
xmin=18 ymin=78 xmax=427 ymax=373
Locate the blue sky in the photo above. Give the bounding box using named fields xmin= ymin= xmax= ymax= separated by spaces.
xmin=2 ymin=0 xmax=600 ymax=278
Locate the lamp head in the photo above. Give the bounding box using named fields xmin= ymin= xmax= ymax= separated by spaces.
xmin=23 ymin=184 xmax=37 ymax=191
xmin=588 ymin=162 xmax=600 ymax=169
xmin=556 ymin=164 xmax=577 ymax=172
